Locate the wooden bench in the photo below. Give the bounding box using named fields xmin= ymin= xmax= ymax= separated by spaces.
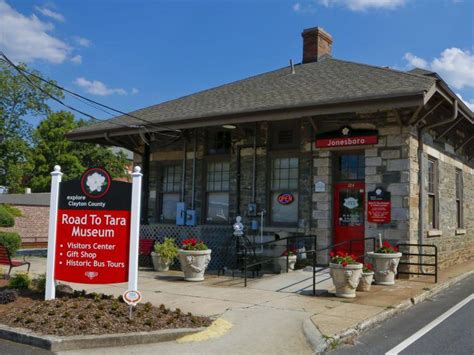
xmin=0 ymin=244 xmax=31 ymax=276
xmin=138 ymin=239 xmax=155 ymax=267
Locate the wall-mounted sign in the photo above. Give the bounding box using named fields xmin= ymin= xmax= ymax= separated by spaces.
xmin=277 ymin=193 xmax=294 ymax=205
xmin=315 ymin=126 xmax=378 ymax=148
xmin=54 ymin=168 xmax=132 ymax=284
xmin=315 ymin=180 xmax=326 ymax=192
xmin=343 ymin=197 xmax=359 ymax=209
xmin=367 ymin=187 xmax=391 ymax=223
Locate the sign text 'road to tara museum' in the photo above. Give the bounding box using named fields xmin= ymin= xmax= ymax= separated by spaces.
xmin=55 ymin=168 xmax=132 ymax=284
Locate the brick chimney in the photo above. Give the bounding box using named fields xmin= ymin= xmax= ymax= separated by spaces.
xmin=302 ymin=27 xmax=333 ymax=63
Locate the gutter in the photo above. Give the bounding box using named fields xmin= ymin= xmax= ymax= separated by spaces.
xmin=417 ymin=99 xmax=458 ymax=271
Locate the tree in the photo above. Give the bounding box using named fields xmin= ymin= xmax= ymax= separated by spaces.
xmin=0 ymin=61 xmax=63 ymax=192
xmin=29 ymin=111 xmax=129 ymax=192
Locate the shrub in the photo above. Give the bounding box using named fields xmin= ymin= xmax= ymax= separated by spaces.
xmin=0 ymin=289 xmax=18 ymax=304
xmin=1 ymin=204 xmax=22 ymax=217
xmin=153 ymin=238 xmax=179 ymax=261
xmin=9 ymin=272 xmax=31 ymax=289
xmin=33 ymin=273 xmax=46 ymax=293
xmin=0 ymin=232 xmax=21 ymax=256
xmin=0 ymin=205 xmax=14 ymax=227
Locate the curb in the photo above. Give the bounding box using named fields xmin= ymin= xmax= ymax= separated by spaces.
xmin=0 ymin=324 xmax=205 ymax=351
xmin=307 ymin=269 xmax=474 ymax=354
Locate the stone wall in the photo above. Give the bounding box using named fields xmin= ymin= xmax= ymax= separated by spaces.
xmin=0 ymin=205 xmax=49 ymax=245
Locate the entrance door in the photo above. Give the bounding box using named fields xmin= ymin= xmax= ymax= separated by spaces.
xmin=333 ymin=182 xmax=365 ymax=259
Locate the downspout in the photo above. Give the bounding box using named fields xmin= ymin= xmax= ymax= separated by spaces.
xmin=191 ymin=131 xmax=197 ymax=210
xmin=252 ymin=123 xmax=257 ymax=203
xmin=141 ymin=143 xmax=150 ymax=224
xmin=417 ymin=99 xmax=458 ymax=271
xmin=181 ymin=138 xmax=187 ymax=202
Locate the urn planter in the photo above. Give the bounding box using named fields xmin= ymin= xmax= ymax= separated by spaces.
xmin=368 ymin=252 xmax=402 ymax=285
xmin=357 ymin=271 xmax=374 ymax=291
xmin=277 ymin=255 xmax=297 ymax=273
xmin=178 ymin=249 xmax=212 ymax=281
xmin=151 ymin=252 xmax=172 ymax=272
xmin=329 ymin=263 xmax=363 ymax=298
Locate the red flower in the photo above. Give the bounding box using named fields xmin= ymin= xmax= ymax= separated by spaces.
xmin=351 ymin=254 xmax=357 ymax=261
xmin=393 ymin=246 xmax=398 ymax=252
xmin=329 ymin=251 xmax=335 ymax=257
xmin=365 ymin=263 xmax=373 ymax=270
xmin=342 ymin=261 xmax=348 ymax=267
xmin=383 ymin=241 xmax=391 ymax=248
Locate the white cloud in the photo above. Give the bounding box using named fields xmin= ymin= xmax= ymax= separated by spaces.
xmin=0 ymin=0 xmax=70 ymax=63
xmin=74 ymin=77 xmax=127 ymax=96
xmin=71 ymin=54 xmax=82 ymax=64
xmin=34 ymin=5 xmax=65 ymax=22
xmin=75 ymin=36 xmax=91 ymax=47
xmin=456 ymin=93 xmax=474 ymax=111
xmin=319 ymin=0 xmax=406 ymax=11
xmin=292 ymin=2 xmax=317 ymax=13
xmin=131 ymin=88 xmax=139 ymax=95
xmin=404 ymin=48 xmax=474 ymax=90
xmin=404 ymin=52 xmax=428 ymax=69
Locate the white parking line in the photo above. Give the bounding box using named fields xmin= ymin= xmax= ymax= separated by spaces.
xmin=386 ymin=293 xmax=474 ymax=355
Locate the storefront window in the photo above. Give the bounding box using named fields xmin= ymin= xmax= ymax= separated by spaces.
xmin=427 ymin=157 xmax=438 ymax=229
xmin=271 ymin=157 xmax=298 ymax=224
xmin=206 ymin=161 xmax=230 ymax=223
xmin=161 ymin=164 xmax=182 ymax=221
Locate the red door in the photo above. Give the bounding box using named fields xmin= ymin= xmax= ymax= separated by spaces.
xmin=333 ymin=182 xmax=365 ymax=259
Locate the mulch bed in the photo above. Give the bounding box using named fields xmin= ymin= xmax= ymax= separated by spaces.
xmin=0 ymin=281 xmax=211 ymax=336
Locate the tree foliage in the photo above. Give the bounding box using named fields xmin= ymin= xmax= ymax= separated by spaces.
xmin=29 ymin=111 xmax=129 ymax=192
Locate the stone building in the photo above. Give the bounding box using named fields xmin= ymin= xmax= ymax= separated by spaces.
xmin=68 ymin=27 xmax=473 ymax=269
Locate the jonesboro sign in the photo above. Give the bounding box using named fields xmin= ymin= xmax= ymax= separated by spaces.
xmin=45 ymin=166 xmax=142 ymax=300
xmin=315 ymin=126 xmax=378 ymax=148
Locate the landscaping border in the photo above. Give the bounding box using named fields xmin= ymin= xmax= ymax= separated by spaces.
xmin=0 ymin=323 xmax=205 ymax=351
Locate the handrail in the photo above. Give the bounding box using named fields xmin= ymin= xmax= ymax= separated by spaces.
xmin=396 ymin=243 xmax=438 ymax=283
xmin=242 ymin=236 xmax=377 ymax=296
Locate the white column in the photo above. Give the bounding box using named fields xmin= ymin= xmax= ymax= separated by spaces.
xmin=128 ymin=166 xmax=143 ymax=292
xmin=45 ymin=165 xmax=62 ymax=300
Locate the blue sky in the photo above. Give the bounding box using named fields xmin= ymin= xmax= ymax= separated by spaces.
xmin=1 ymin=0 xmax=473 ymax=124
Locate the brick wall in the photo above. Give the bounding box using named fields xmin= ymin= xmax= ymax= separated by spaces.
xmin=0 ymin=205 xmax=49 ymax=245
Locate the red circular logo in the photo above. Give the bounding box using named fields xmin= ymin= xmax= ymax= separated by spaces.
xmin=80 ymin=168 xmax=111 ymax=199
xmin=277 ymin=193 xmax=294 ymax=205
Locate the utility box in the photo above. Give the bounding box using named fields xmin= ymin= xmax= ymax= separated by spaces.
xmin=176 ymin=202 xmax=186 ymax=225
xmin=186 ymin=209 xmax=198 ymax=226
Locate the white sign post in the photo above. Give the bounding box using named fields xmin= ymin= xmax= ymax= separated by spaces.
xmin=128 ymin=166 xmax=142 ymax=292
xmin=45 ymin=165 xmax=62 ymax=300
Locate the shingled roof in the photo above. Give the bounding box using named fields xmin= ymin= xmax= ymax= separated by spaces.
xmin=69 ymin=57 xmax=437 ymax=138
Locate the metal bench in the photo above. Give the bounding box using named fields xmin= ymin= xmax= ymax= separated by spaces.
xmin=0 ymin=244 xmax=31 ymax=276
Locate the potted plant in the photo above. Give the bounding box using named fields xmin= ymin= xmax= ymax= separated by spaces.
xmin=278 ymin=248 xmax=298 ymax=273
xmin=357 ymin=263 xmax=374 ymax=292
xmin=367 ymin=241 xmax=402 ymax=285
xmin=151 ymin=238 xmax=179 ymax=271
xmin=178 ymin=238 xmax=212 ymax=281
xmin=329 ymin=251 xmax=363 ymax=298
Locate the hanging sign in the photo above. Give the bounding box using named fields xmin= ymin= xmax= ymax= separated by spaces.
xmin=54 ymin=168 xmax=132 ymax=284
xmin=315 ymin=126 xmax=378 ymax=148
xmin=277 ymin=193 xmax=294 ymax=205
xmin=367 ymin=187 xmax=391 ymax=223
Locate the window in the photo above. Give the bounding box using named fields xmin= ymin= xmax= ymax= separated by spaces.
xmin=206 ymin=161 xmax=230 ymax=223
xmin=336 ymin=154 xmax=365 ymax=181
xmin=160 ymin=164 xmax=182 ymax=222
xmin=208 ymin=131 xmax=231 ymax=155
xmin=456 ymin=169 xmax=464 ymax=229
xmin=271 ymin=157 xmax=298 ymax=224
xmin=427 ymin=157 xmax=439 ymax=230
xmin=270 ymin=121 xmax=299 ymax=149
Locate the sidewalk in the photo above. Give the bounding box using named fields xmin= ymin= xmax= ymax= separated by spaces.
xmin=24 ymin=257 xmax=474 ymax=354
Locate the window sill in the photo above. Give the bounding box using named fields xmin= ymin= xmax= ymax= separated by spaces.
xmin=427 ymin=229 xmax=442 ymax=237
xmin=455 ymin=229 xmax=466 ymax=235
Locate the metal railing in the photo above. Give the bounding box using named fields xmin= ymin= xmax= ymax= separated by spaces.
xmin=242 ymin=236 xmax=377 ymax=296
xmin=396 ymin=243 xmax=438 ymax=283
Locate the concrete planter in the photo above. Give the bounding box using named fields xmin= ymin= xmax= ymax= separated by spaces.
xmin=277 ymin=255 xmax=297 ymax=273
xmin=357 ymin=271 xmax=374 ymax=291
xmin=151 ymin=252 xmax=172 ymax=272
xmin=368 ymin=252 xmax=402 ymax=285
xmin=329 ymin=263 xmax=363 ymax=298
xmin=178 ymin=249 xmax=212 ymax=281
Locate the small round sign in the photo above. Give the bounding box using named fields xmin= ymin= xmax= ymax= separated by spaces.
xmin=81 ymin=167 xmax=111 ymax=199
xmin=123 ymin=290 xmax=142 ymax=306
xmin=277 ymin=193 xmax=294 ymax=205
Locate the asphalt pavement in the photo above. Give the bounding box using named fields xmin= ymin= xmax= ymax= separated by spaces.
xmin=330 ymin=274 xmax=474 ymax=355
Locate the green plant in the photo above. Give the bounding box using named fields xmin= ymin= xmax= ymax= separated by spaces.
xmin=0 ymin=231 xmax=21 ymax=256
xmin=362 ymin=263 xmax=374 ymax=273
xmin=181 ymin=238 xmax=208 ymax=251
xmin=329 ymin=251 xmax=359 ymax=267
xmin=154 ymin=238 xmax=179 ymax=261
xmin=33 ymin=273 xmax=46 ymax=293
xmin=1 ymin=204 xmax=22 ymax=217
xmin=0 ymin=205 xmax=14 ymax=227
xmin=8 ymin=272 xmax=31 ymax=289
xmin=376 ymin=241 xmax=399 ymax=254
